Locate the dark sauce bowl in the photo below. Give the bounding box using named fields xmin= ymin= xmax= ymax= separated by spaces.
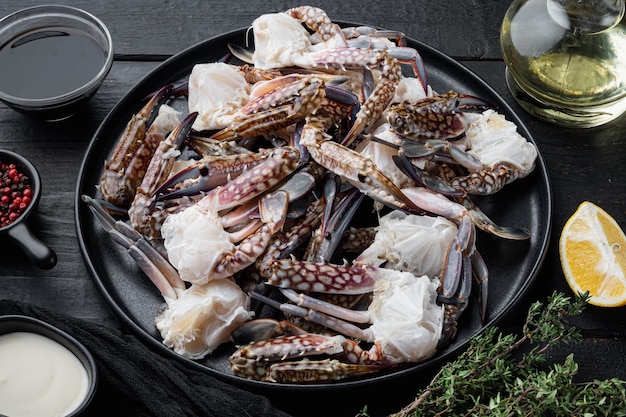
xmin=0 ymin=5 xmax=113 ymax=121
xmin=0 ymin=315 xmax=98 ymax=416
xmin=0 ymin=149 xmax=57 ymax=269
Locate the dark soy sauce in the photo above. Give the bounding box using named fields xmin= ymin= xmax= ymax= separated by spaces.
xmin=0 ymin=26 xmax=106 ymax=99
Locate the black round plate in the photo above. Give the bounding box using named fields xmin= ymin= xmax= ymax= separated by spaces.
xmin=75 ymin=26 xmax=552 ymax=416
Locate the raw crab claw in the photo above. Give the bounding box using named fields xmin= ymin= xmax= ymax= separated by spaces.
xmin=299 ymin=114 xmax=421 ymax=213
xmin=301 ymin=48 xmax=403 ymax=146
xmin=229 ymin=330 xmax=388 ymax=382
xmin=438 ymin=215 xmax=475 ymax=303
xmin=153 ymin=150 xmax=280 ymax=202
xmin=385 ymin=91 xmax=493 ymax=139
xmin=285 ymin=6 xmax=344 ymax=44
xmin=393 ymin=110 xmax=538 ymax=200
xmin=209 ymin=75 xmax=326 ymax=141
xmin=229 ymin=316 xmax=395 ymax=382
xmin=230 ymin=319 xmax=306 ymax=345
xmin=81 ymin=195 xmax=185 ymax=300
xmin=464 ymin=199 xmax=531 ymax=240
xmin=393 ymin=150 xmax=464 ymax=197
xmin=98 ymin=83 xmax=174 ymax=207
xmin=401 ymin=140 xmax=483 ymax=171
xmin=397 ymin=163 xmax=531 ymax=241
xmin=386 ymin=46 xmax=428 ymax=92
xmin=127 ymin=111 xmax=198 ymax=239
xmin=207 ymin=146 xmax=300 ymax=211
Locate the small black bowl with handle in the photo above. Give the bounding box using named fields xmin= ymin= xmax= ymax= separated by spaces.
xmin=0 ymin=149 xmax=56 ymax=269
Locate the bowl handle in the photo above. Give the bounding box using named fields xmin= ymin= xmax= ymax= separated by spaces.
xmin=7 ymin=222 xmax=57 ymax=270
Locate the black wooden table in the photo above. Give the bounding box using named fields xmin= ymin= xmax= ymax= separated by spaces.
xmin=1 ymin=1 xmax=626 ymax=416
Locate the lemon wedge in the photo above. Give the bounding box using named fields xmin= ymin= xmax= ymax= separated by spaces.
xmin=559 ymin=201 xmax=626 ymax=307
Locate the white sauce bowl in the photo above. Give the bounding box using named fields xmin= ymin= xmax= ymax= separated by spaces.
xmin=0 ymin=315 xmax=97 ymax=417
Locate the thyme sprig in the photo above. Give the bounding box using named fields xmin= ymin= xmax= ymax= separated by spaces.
xmin=360 ymin=291 xmax=626 ymax=417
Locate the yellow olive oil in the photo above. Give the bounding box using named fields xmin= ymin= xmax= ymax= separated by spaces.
xmin=501 ymin=0 xmax=626 ymax=127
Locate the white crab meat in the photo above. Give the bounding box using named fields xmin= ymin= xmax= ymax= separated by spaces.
xmin=368 ymin=270 xmax=443 ymax=363
xmin=357 ymin=210 xmax=458 ymax=278
xmin=187 ymin=62 xmax=251 ymax=131
xmin=461 ymin=109 xmax=537 ymax=176
xmin=392 ymin=76 xmax=431 ymax=104
xmin=161 ymin=202 xmax=233 ymax=285
xmin=252 ymin=12 xmax=314 ymax=69
xmin=152 ymin=103 xmax=182 ymax=131
xmin=156 ymin=279 xmax=252 ymax=359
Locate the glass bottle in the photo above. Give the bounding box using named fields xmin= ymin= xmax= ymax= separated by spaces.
xmin=501 ymin=0 xmax=626 ymax=127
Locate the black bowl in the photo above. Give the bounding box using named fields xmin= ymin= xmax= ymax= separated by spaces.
xmin=0 ymin=5 xmax=114 ymax=121
xmin=0 ymin=315 xmax=98 ymax=416
xmin=0 ymin=149 xmax=56 ymax=269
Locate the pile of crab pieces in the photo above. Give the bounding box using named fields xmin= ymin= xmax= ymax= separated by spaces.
xmin=85 ymin=5 xmax=538 ymax=383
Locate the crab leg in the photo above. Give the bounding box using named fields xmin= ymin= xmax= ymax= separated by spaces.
xmin=81 ymin=195 xmax=184 ymax=300
xmin=398 ymin=165 xmax=529 ymax=239
xmin=462 ymin=197 xmax=530 ymax=240
xmin=98 ymin=84 xmax=174 ymax=207
xmin=279 ymin=289 xmax=372 ymax=325
xmin=267 ymin=260 xmax=379 ymax=294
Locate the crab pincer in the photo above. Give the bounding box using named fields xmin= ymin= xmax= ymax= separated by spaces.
xmin=128 ymin=111 xmax=199 ymax=239
xmin=98 ymin=84 xmax=174 ymax=208
xmin=385 ymin=91 xmax=493 ymax=140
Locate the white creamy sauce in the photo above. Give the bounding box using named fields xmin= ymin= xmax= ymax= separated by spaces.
xmin=0 ymin=332 xmax=89 ymax=417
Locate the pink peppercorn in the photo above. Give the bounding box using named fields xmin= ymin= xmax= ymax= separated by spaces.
xmin=0 ymin=161 xmax=33 ymax=227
